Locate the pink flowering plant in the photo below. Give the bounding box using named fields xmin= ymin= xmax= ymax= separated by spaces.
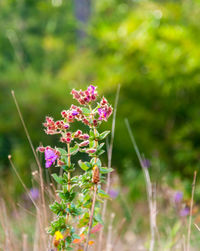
xmin=37 ymin=85 xmax=113 ymax=250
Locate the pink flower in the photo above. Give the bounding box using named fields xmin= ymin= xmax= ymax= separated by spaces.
xmin=180 ymin=207 xmax=190 ymax=217
xmin=86 ymin=149 xmax=96 ymax=154
xmin=98 ymin=107 xmax=112 ymax=121
xmin=45 ymin=149 xmax=58 ymax=168
xmin=37 ymin=146 xmax=45 ymax=152
xmin=79 ymin=134 xmax=89 ymax=140
xmin=72 ymin=110 xmax=79 ymax=116
xmin=79 ymin=140 xmax=89 ymax=147
xmin=174 ymin=191 xmax=183 ymax=204
xmin=87 ymin=85 xmax=96 ymax=95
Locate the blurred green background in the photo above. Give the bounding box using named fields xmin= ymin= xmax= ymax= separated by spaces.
xmin=1 ymin=0 xmax=200 ymax=196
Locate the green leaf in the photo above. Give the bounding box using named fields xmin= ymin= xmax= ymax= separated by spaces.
xmin=100 ymin=167 xmax=113 ymax=174
xmin=99 ymin=131 xmax=110 ymax=140
xmin=82 ymin=107 xmax=91 ymax=115
xmin=97 ymin=143 xmax=104 ymax=151
xmin=66 ymin=247 xmax=73 ymax=251
xmin=62 ymin=163 xmax=75 ymax=172
xmin=98 ymin=188 xmax=110 ymax=199
xmin=71 ymin=176 xmax=79 ymax=183
xmin=91 ymin=157 xmax=101 ymax=168
xmin=49 ymin=201 xmax=66 ymax=216
xmin=89 ymin=129 xmax=95 ymax=139
xmin=59 ymin=191 xmax=76 ymax=202
xmin=78 ymin=212 xmax=90 ymax=228
xmin=94 ymin=214 xmax=104 ymax=225
xmin=78 ymin=160 xmax=92 ymax=171
xmin=72 ymin=234 xmax=81 ymax=239
xmin=51 ymin=173 xmax=64 ymax=185
xmin=89 ymin=139 xmax=96 ymax=148
xmin=65 ymin=235 xmax=72 ymax=245
xmin=63 ymin=185 xmax=68 ymax=193
xmin=60 ymin=156 xmax=68 ymax=166
xmin=70 ymin=144 xmax=79 ymax=155
xmin=57 ymin=147 xmax=67 ymax=156
xmin=95 ymin=129 xmax=99 ymax=137
xmin=96 ymin=149 xmax=105 ymax=156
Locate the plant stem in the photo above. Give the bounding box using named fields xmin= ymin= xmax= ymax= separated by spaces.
xmin=125 ymin=118 xmax=156 ymax=251
xmin=66 ymin=143 xmax=71 ymax=224
xmin=84 ymin=184 xmax=97 ymax=251
xmin=67 ymin=143 xmax=71 ymax=191
xmin=84 ymin=105 xmax=98 ymax=251
xmin=98 ymin=84 xmax=120 ymax=251
xmin=11 ymin=90 xmax=47 ymax=227
xmin=186 ymin=170 xmax=197 ymax=251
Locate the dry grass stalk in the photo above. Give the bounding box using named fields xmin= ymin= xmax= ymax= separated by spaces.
xmin=8 ymin=155 xmax=48 ymax=250
xmin=22 ymin=233 xmax=28 ymax=251
xmin=8 ymin=155 xmax=38 ymax=210
xmin=194 ymin=223 xmax=200 ymax=232
xmin=125 ymin=118 xmax=157 ymax=251
xmin=111 ymin=218 xmax=126 ymax=251
xmin=98 ymin=84 xmax=120 ymax=251
xmin=0 ymin=199 xmax=17 ymax=250
xmin=11 ymin=90 xmax=47 ymax=227
xmin=106 ymin=213 xmax=115 ymax=251
xmin=186 ymin=170 xmax=197 ymax=251
xmin=84 ymin=184 xmax=98 ymax=251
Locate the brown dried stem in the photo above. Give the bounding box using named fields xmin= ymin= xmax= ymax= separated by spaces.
xmin=84 ymin=106 xmax=98 ymax=251
xmin=125 ymin=118 xmax=157 ymax=251
xmin=11 ymin=90 xmax=47 ymax=227
xmin=98 ymin=84 xmax=120 ymax=251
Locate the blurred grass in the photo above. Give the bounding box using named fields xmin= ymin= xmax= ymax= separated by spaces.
xmin=1 ymin=0 xmax=200 ymax=249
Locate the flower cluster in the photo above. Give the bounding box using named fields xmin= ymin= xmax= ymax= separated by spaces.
xmin=37 ymin=85 xmax=113 ymax=250
xmin=71 ymin=85 xmax=98 ymax=105
xmin=98 ymin=97 xmax=112 ymax=121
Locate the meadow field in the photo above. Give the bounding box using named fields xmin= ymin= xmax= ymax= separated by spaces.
xmin=1 ymin=0 xmax=200 ymax=250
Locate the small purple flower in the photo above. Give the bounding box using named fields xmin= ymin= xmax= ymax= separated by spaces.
xmin=79 ymin=140 xmax=89 ymax=147
xmin=30 ymin=188 xmax=39 ymax=200
xmin=180 ymin=207 xmax=190 ymax=217
xmin=72 ymin=110 xmax=79 ymax=116
xmin=108 ymin=189 xmax=119 ymax=199
xmin=45 ymin=149 xmax=58 ymax=168
xmin=64 ymin=124 xmax=69 ymax=129
xmin=86 ymin=149 xmax=96 ymax=154
xmin=88 ymin=85 xmax=95 ymax=95
xmin=98 ymin=108 xmax=108 ymax=121
xmin=174 ymin=191 xmax=183 ymax=204
xmin=141 ymin=158 xmax=151 ymax=168
xmin=82 ymin=134 xmax=89 ymax=140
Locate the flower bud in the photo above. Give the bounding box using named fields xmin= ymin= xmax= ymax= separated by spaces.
xmin=86 ymin=149 xmax=96 ymax=154
xmin=79 ymin=140 xmax=89 ymax=147
xmin=37 ymin=146 xmax=45 ymax=152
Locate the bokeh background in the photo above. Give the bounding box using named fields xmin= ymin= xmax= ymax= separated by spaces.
xmin=1 ymin=0 xmax=200 ymax=249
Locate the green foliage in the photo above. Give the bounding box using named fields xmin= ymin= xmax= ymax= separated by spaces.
xmin=2 ymin=0 xmax=200 ymax=200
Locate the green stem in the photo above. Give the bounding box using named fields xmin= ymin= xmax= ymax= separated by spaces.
xmin=66 ymin=143 xmax=71 ymax=223
xmin=84 ymin=105 xmax=98 ymax=251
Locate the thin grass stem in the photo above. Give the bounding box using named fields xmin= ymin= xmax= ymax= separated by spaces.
xmin=186 ymin=170 xmax=197 ymax=251
xmin=98 ymin=84 xmax=120 ymax=251
xmin=125 ymin=118 xmax=156 ymax=251
xmin=11 ymin=90 xmax=47 ymax=227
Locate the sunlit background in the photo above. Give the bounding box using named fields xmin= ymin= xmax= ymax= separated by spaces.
xmin=1 ymin=0 xmax=200 ymax=250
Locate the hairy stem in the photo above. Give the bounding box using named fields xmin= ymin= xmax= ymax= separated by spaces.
xmin=66 ymin=143 xmax=71 ymax=224
xmin=84 ymin=105 xmax=98 ymax=251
